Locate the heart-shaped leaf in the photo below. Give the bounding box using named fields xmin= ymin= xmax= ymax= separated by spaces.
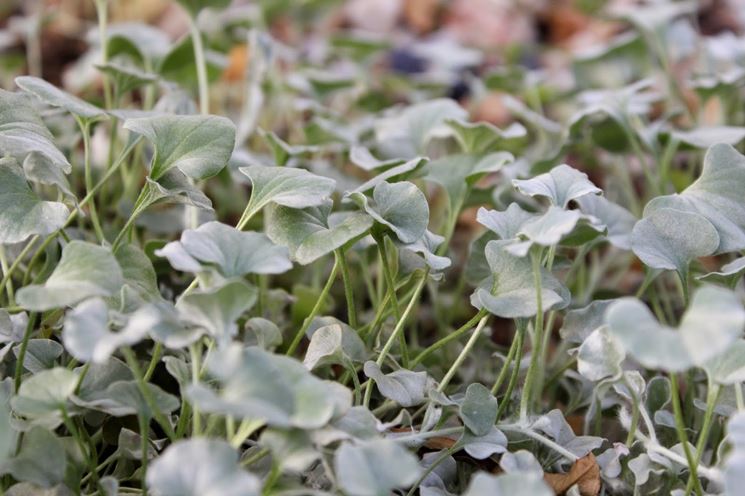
xmin=513 ymin=164 xmax=601 ymax=208
xmin=11 ymin=368 xmax=77 ymax=419
xmin=304 ymin=323 xmax=367 ymax=370
xmin=363 ymin=361 xmax=433 ymax=407
xmin=188 ymin=345 xmax=349 ymax=428
xmin=444 ymin=119 xmax=527 ymax=154
xmin=0 ymin=89 xmax=70 ymax=173
xmin=577 ymin=327 xmax=625 ymax=381
xmin=644 ymin=143 xmax=745 ymax=253
xmin=470 ymin=241 xmax=570 ymax=318
xmin=347 ymin=181 xmax=429 ymax=243
xmin=147 ymin=438 xmax=260 ymax=496
xmin=265 ymin=202 xmax=373 ymax=265
xmin=459 ymin=383 xmax=498 ymax=436
xmin=157 ymin=221 xmax=291 ymax=277
xmin=463 ymin=473 xmax=552 ymax=496
xmin=176 ymin=280 xmax=258 ymax=345
xmin=62 ymin=298 xmax=147 ymax=364
xmin=334 ymin=439 xmax=421 ymax=496
xmin=460 ymin=426 xmax=508 ymax=459
xmin=16 ymin=76 xmax=105 ymax=121
xmin=75 ymin=380 xmax=179 ymax=417
xmin=374 ymin=98 xmax=467 ymax=158
xmin=576 ymin=194 xmax=636 ymax=250
xmin=239 ymin=165 xmax=336 ymax=220
xmin=124 ymin=114 xmax=236 ymax=181
xmin=631 ymin=207 xmax=719 ymax=278
xmin=607 ymin=285 xmax=745 ymax=372
xmin=16 ymin=241 xmax=124 ymax=311
xmin=0 ymin=427 xmax=66 ymax=488
xmin=0 ymin=158 xmax=68 ymax=244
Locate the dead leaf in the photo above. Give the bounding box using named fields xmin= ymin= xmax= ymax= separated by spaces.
xmin=544 ymin=453 xmax=600 ymax=496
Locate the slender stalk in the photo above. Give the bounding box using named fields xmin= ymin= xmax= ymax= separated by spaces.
xmin=0 ymin=235 xmax=37 ymax=302
xmin=492 ymin=320 xmax=524 ymax=395
xmin=79 ymin=120 xmax=106 ymax=242
xmin=336 ymin=249 xmax=358 ymax=328
xmin=94 ymin=0 xmax=112 ymax=109
xmin=411 ymin=309 xmax=487 ymax=367
xmin=188 ymin=16 xmax=210 ymax=115
xmin=143 ymin=343 xmax=162 ymax=382
xmin=500 ymin=424 xmax=578 ymax=462
xmin=363 ymin=272 xmax=428 ymax=408
xmin=122 ymin=347 xmax=176 ymax=441
xmin=520 ymin=249 xmax=544 ymax=421
xmin=437 ymin=315 xmax=489 ymax=392
xmin=286 ymin=257 xmax=340 ymax=355
xmin=684 ymin=382 xmax=721 ymax=494
xmin=189 ymin=343 xmax=202 ymax=436
xmin=495 ymin=323 xmax=525 ymax=421
xmin=405 ymin=445 xmax=461 ymax=496
xmin=14 ymin=313 xmax=38 ymax=392
xmin=669 ymin=373 xmax=704 ymax=496
xmin=138 ymin=414 xmax=150 ymax=496
xmin=374 ymin=233 xmax=408 ymax=366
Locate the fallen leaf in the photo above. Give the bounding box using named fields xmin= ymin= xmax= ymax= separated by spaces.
xmin=544 ymin=453 xmax=600 ymax=496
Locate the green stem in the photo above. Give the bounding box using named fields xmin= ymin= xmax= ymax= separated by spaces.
xmin=669 ymin=373 xmax=704 ymax=496
xmin=0 ymin=235 xmax=37 ymax=303
xmin=189 ymin=343 xmax=202 ymax=436
xmin=520 ymin=249 xmax=544 ymax=421
xmin=500 ymin=424 xmax=578 ymax=462
xmin=14 ymin=313 xmax=38 ymax=392
xmin=94 ymin=0 xmax=112 ymax=109
xmin=411 ymin=309 xmax=488 ymax=367
xmin=438 ymin=315 xmax=489 ymax=392
xmin=122 ymin=347 xmax=176 ymax=441
xmin=336 ymin=249 xmax=358 ymax=328
xmin=363 ymin=272 xmax=428 ymax=408
xmin=405 ymin=444 xmax=461 ymax=496
xmin=684 ymin=382 xmax=721 ymax=494
xmin=143 ymin=343 xmax=162 ymax=382
xmin=286 ymin=257 xmax=340 ymax=356
xmin=375 ymin=233 xmax=408 ymax=367
xmin=138 ymin=414 xmax=150 ymax=496
xmin=495 ymin=323 xmax=525 ymax=421
xmin=188 ymin=16 xmax=210 ymax=115
xmin=230 ymin=419 xmax=264 ymax=448
xmin=79 ymin=120 xmax=106 ymax=242
xmin=492 ymin=320 xmax=524 ymax=395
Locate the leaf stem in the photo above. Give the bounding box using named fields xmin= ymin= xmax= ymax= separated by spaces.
xmin=363 ymin=271 xmax=428 ymax=408
xmin=13 ymin=312 xmax=38 ymax=392
xmin=669 ymin=372 xmax=704 ymax=496
xmin=0 ymin=235 xmax=38 ymax=303
xmin=336 ymin=249 xmax=358 ymax=328
xmin=520 ymin=248 xmax=544 ymax=421
xmin=122 ymin=347 xmax=176 ymax=441
xmin=411 ymin=308 xmax=488 ymax=367
xmin=285 ymin=257 xmax=340 ymax=356
xmin=437 ymin=315 xmax=489 ymax=392
xmin=79 ymin=119 xmax=106 ymax=242
xmin=492 ymin=319 xmax=525 ymax=395
xmin=188 ymin=16 xmax=210 ymax=115
xmin=495 ymin=323 xmax=525 ymax=421
xmin=684 ymin=381 xmax=721 ymax=494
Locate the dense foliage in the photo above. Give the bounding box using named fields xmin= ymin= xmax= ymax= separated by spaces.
xmin=3 ymin=0 xmax=745 ymax=495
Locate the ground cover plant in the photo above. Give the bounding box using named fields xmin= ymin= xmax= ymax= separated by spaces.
xmin=4 ymin=0 xmax=745 ymax=494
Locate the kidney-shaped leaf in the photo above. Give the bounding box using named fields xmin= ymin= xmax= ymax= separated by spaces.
xmin=607 ymin=285 xmax=745 ymax=372
xmin=17 ymin=241 xmax=124 ymax=311
xmin=576 ymin=194 xmax=636 ymax=250
xmin=577 ymin=327 xmax=625 ymax=381
xmin=513 ymin=164 xmax=601 ymax=208
xmin=147 ymin=438 xmax=260 ymax=496
xmin=644 ymin=144 xmax=745 ymax=253
xmin=347 ymin=181 xmax=429 ymax=243
xmin=304 ymin=323 xmax=367 ymax=370
xmin=266 ymin=201 xmax=373 ymax=265
xmin=158 ymin=221 xmax=291 ymax=277
xmin=0 ymin=89 xmax=70 ymax=173
xmin=188 ymin=345 xmax=349 ymax=429
xmin=124 ymin=114 xmax=236 ymax=181
xmin=176 ymin=280 xmax=257 ymax=345
xmin=463 ymin=472 xmax=552 ymax=496
xmin=631 ymin=207 xmax=719 ymax=278
xmin=1 ymin=427 xmax=66 ymax=488
xmin=334 ymin=439 xmax=420 ymax=496
xmin=11 ymin=368 xmax=77 ymax=418
xmin=62 ymin=298 xmax=147 ymax=364
xmin=0 ymin=158 xmax=68 ymax=244
xmin=16 ymin=76 xmax=105 ymax=121
xmin=239 ymin=165 xmax=337 ymax=220
xmin=470 ymin=241 xmax=570 ymax=318
xmin=459 ymin=383 xmax=498 ymax=436
xmin=363 ymin=361 xmax=433 ymax=407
